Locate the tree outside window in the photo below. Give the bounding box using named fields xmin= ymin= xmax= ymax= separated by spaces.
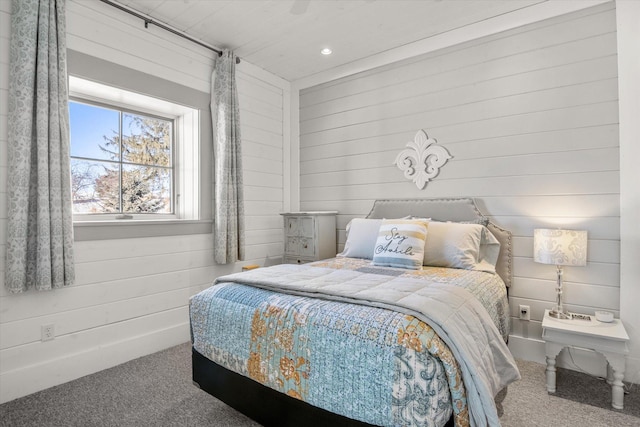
xmin=70 ymin=100 xmax=173 ymax=215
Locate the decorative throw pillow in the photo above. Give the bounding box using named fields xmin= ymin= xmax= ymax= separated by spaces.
xmin=338 ymin=218 xmax=383 ymax=259
xmin=423 ymin=222 xmax=499 ymax=272
xmin=371 ymin=219 xmax=428 ymax=270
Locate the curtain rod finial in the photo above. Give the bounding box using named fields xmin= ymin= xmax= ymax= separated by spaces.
xmin=217 ymin=50 xmax=241 ymax=64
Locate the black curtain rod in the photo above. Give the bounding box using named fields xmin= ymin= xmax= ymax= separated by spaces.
xmin=98 ymin=0 xmax=240 ymax=64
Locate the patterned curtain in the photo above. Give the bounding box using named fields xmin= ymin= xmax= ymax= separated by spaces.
xmin=5 ymin=0 xmax=75 ymax=293
xmin=211 ymin=50 xmax=245 ymax=264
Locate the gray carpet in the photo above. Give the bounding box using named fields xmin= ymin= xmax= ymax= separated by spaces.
xmin=499 ymin=356 xmax=639 ymax=427
xmin=1 ymin=342 xmax=638 ymax=427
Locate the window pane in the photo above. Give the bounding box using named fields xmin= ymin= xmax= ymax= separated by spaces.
xmin=71 ymin=159 xmax=120 ymax=213
xmin=122 ymin=113 xmax=172 ymax=167
xmin=69 ymin=102 xmax=120 ymax=161
xmin=121 ymin=165 xmax=172 ymax=213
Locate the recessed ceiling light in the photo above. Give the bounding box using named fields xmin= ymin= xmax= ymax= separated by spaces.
xmin=320 ymin=48 xmax=332 ymax=55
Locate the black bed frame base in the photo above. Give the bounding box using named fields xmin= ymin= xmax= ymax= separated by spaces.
xmin=192 ymin=348 xmax=375 ymax=426
xmin=192 ymin=348 xmax=453 ymax=427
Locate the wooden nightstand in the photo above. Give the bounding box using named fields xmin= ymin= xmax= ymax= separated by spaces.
xmin=280 ymin=211 xmax=337 ymax=264
xmin=541 ymin=309 xmax=629 ymax=409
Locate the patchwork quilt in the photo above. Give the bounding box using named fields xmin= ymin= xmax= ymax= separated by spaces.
xmin=190 ymin=259 xmax=519 ymax=427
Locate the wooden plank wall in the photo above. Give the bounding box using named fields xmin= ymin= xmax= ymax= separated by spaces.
xmin=299 ymin=3 xmax=619 ymax=354
xmin=0 ymin=0 xmax=287 ymax=403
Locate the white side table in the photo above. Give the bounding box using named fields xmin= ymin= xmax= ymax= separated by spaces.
xmin=542 ymin=309 xmax=629 ymax=409
xmin=280 ymin=211 xmax=337 ymax=264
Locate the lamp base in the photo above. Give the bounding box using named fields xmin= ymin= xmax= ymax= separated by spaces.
xmin=549 ymin=309 xmax=570 ymax=320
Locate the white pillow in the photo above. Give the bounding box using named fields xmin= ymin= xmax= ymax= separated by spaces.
xmin=371 ymin=219 xmax=428 ymax=270
xmin=423 ymin=222 xmax=499 ymax=272
xmin=338 ymin=218 xmax=383 ymax=259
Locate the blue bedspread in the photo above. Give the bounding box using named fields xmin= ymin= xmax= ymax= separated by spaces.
xmin=190 ymin=259 xmax=514 ymax=427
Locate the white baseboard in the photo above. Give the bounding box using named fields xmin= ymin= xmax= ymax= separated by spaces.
xmin=622 ymin=355 xmax=640 ymax=385
xmin=0 ymin=323 xmax=190 ymax=404
xmin=509 ymin=334 xmax=640 ymax=384
xmin=508 ymin=335 xmax=546 ymax=364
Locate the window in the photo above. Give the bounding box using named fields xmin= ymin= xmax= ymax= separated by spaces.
xmin=70 ymin=100 xmax=174 ymax=215
xmin=68 ymin=76 xmax=200 ymax=223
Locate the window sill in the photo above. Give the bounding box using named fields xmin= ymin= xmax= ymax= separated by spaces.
xmin=73 ymin=219 xmax=212 ymax=241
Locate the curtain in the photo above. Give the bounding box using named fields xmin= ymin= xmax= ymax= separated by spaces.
xmin=5 ymin=0 xmax=75 ymax=293
xmin=211 ymin=50 xmax=245 ymax=264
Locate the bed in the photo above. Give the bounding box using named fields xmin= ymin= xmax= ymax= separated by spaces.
xmin=190 ymin=198 xmax=520 ymax=427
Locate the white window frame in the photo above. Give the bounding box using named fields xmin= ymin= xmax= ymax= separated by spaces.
xmin=69 ymin=76 xmax=200 ymax=223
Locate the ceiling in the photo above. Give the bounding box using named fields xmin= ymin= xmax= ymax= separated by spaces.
xmin=114 ymin=0 xmax=546 ymax=82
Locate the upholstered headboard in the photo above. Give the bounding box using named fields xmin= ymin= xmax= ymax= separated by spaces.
xmin=366 ymin=198 xmax=512 ymax=287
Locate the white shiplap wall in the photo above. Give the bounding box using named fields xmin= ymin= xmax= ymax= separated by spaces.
xmin=0 ymin=0 xmax=288 ymax=403
xmin=299 ymin=3 xmax=619 ymax=366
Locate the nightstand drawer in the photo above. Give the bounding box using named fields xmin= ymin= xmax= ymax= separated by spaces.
xmin=285 ymin=216 xmax=314 ymax=237
xmin=284 ymin=257 xmax=313 ymax=265
xmin=285 ymin=236 xmax=315 ymax=257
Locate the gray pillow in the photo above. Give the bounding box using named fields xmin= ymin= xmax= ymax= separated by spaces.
xmin=423 ymin=222 xmax=500 ymax=272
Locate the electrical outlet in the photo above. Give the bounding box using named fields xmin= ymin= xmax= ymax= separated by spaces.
xmin=41 ymin=324 xmax=55 ymax=341
xmin=519 ymin=305 xmax=530 ymax=321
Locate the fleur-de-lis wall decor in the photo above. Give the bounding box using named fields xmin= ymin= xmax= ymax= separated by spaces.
xmin=394 ymin=130 xmax=452 ymax=190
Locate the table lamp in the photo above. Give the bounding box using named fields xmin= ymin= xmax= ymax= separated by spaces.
xmin=533 ymin=229 xmax=588 ymax=319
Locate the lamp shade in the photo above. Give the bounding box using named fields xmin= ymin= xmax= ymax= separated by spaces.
xmin=533 ymin=229 xmax=587 ymax=266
